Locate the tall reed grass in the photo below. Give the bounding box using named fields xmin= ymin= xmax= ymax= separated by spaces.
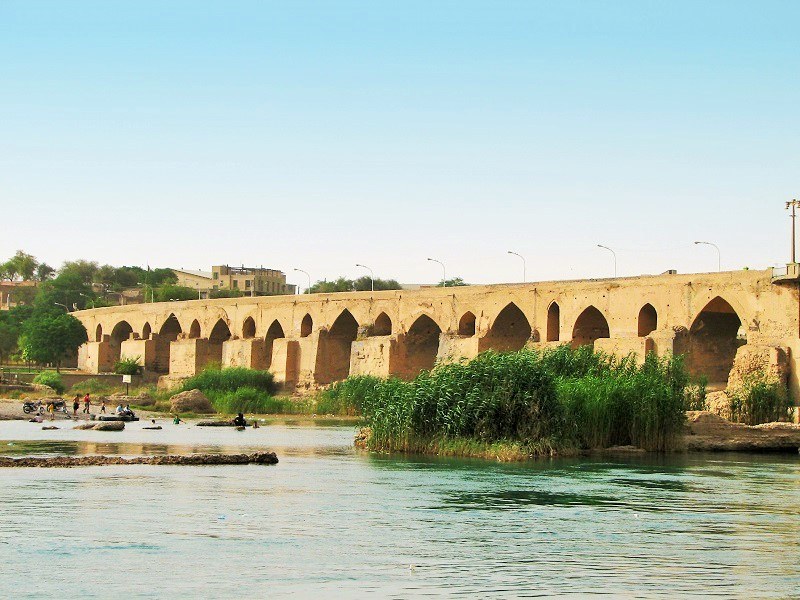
xmin=350 ymin=346 xmax=690 ymax=455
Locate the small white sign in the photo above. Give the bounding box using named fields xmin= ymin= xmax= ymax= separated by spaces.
xmin=122 ymin=375 xmax=132 ymax=384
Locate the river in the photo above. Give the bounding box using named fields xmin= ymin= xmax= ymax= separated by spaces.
xmin=0 ymin=420 xmax=798 ymax=598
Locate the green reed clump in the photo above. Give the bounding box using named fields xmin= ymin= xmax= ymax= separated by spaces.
xmin=181 ymin=366 xmax=276 ymax=396
xmin=315 ymin=376 xmax=382 ymax=415
xmin=728 ymin=374 xmax=791 ymax=425
xmin=352 ymin=346 xmax=690 ymax=456
xmin=209 ymin=386 xmax=313 ymax=414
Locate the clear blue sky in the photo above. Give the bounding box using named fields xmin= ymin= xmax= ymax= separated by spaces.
xmin=2 ymin=1 xmax=798 ymax=286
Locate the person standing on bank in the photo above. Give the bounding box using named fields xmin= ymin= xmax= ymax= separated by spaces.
xmin=73 ymin=394 xmax=80 ymax=416
xmin=83 ymin=393 xmax=91 ymax=414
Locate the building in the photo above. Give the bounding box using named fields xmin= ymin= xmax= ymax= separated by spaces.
xmin=171 ymin=266 xmax=295 ymax=297
xmin=212 ymin=265 xmax=295 ymax=296
xmin=0 ymin=280 xmax=37 ymax=310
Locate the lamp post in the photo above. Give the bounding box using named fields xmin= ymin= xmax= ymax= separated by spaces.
xmin=355 ymin=263 xmax=374 ymax=292
xmin=54 ymin=302 xmax=69 ymax=312
xmin=596 ymin=245 xmax=617 ymax=277
xmin=694 ymin=241 xmax=721 ymax=272
xmin=427 ymin=258 xmax=446 ymax=286
xmin=293 ymin=268 xmax=311 ymax=294
xmin=507 ymin=250 xmax=526 ymax=282
xmin=787 ymin=200 xmax=800 ymax=263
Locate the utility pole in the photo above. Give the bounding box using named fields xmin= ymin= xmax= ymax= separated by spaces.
xmin=787 ymin=200 xmax=800 ymax=263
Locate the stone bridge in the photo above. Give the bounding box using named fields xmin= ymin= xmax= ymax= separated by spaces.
xmin=74 ymin=268 xmax=800 ymax=394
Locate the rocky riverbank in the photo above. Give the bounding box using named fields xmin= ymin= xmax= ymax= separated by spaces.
xmin=0 ymin=452 xmax=279 ymax=468
xmin=684 ymin=411 xmax=800 ymax=452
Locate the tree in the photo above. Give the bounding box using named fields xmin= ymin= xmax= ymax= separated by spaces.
xmin=0 ymin=304 xmax=34 ymax=363
xmin=307 ymin=276 xmax=402 ymax=294
xmin=438 ymin=277 xmax=468 ymax=287
xmin=20 ymin=309 xmax=87 ymax=370
xmin=8 ymin=251 xmax=38 ymax=281
xmin=35 ymin=263 xmax=55 ymax=281
xmin=59 ymin=260 xmax=99 ymax=285
xmin=154 ymin=285 xmax=198 ymax=302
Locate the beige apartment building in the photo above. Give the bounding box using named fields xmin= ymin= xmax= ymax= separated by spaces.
xmin=172 ymin=266 xmax=295 ymax=297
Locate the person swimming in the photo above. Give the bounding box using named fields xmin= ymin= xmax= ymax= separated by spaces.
xmin=232 ymin=413 xmax=247 ymax=427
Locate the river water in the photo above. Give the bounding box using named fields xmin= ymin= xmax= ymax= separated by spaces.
xmin=0 ymin=420 xmax=798 ymax=598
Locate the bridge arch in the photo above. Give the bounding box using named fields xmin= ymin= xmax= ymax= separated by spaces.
xmin=571 ymin=306 xmax=610 ymax=349
xmin=142 ymin=322 xmax=152 ymax=340
xmin=208 ymin=318 xmax=232 ymax=364
xmin=109 ymin=321 xmax=133 ymax=369
xmin=95 ymin=324 xmax=103 ymax=343
xmin=300 ymin=314 xmax=313 ymax=338
xmin=638 ymin=304 xmax=657 ymax=337
xmin=323 ymin=309 xmax=360 ymax=383
xmin=687 ymin=296 xmax=745 ymax=385
xmin=155 ymin=314 xmax=182 ymax=373
xmin=458 ymin=311 xmax=476 ymax=336
xmin=482 ymin=303 xmax=531 ymax=352
xmin=546 ymin=302 xmax=560 ymax=342
xmin=403 ymin=314 xmax=442 ymax=377
xmin=265 ymin=319 xmax=285 ymax=369
xmin=373 ymin=312 xmax=392 ymax=336
xmin=242 ymin=316 xmax=256 ymax=339
xmin=189 ymin=319 xmax=201 ymax=339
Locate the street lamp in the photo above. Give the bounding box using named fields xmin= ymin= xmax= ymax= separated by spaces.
xmin=596 ymin=245 xmax=617 ymax=277
xmin=355 ymin=263 xmax=374 ymax=292
xmin=786 ymin=200 xmax=800 ymax=263
xmin=79 ymin=293 xmax=95 ymax=309
xmin=427 ymin=258 xmax=446 ymax=286
xmin=507 ymin=251 xmax=526 ymax=282
xmin=694 ymin=241 xmax=721 ymax=272
xmin=293 ymin=268 xmax=311 ymax=294
xmin=54 ymin=302 xmax=69 ymax=312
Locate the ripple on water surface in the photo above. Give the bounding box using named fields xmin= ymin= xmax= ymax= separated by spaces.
xmin=0 ymin=423 xmax=799 ymax=598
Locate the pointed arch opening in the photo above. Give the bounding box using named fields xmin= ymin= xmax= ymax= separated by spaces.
xmin=108 ymin=321 xmax=133 ymax=369
xmin=95 ymin=324 xmax=103 ymax=343
xmin=242 ymin=316 xmax=256 ymax=339
xmin=482 ymin=303 xmax=532 ymax=352
xmin=571 ymin=306 xmax=610 ymax=348
xmin=207 ymin=318 xmax=232 ymax=364
xmin=458 ymin=312 xmax=476 ymax=336
xmin=300 ymin=314 xmax=313 ymax=338
xmin=322 ymin=309 xmax=359 ymax=383
xmin=156 ymin=314 xmax=182 ymax=373
xmin=687 ymin=296 xmax=744 ymax=385
xmin=546 ymin=302 xmax=560 ymax=342
xmin=189 ymin=319 xmax=201 ymax=339
xmin=265 ymin=319 xmax=285 ymax=369
xmin=638 ymin=304 xmax=658 ymax=337
xmin=372 ymin=312 xmax=392 ymax=336
xmin=403 ymin=314 xmax=442 ymax=377
xmin=142 ymin=322 xmax=152 ymax=340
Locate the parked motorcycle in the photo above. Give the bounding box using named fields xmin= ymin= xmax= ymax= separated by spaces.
xmin=22 ymin=400 xmax=68 ymax=415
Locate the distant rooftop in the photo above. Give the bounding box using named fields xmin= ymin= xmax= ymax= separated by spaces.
xmin=173 ymin=268 xmax=213 ymax=279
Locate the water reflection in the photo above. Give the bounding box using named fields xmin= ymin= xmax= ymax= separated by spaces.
xmin=0 ymin=424 xmax=798 ymax=598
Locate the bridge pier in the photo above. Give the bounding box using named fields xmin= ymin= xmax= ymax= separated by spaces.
xmin=169 ymin=336 xmax=213 ymax=377
xmin=222 ymin=338 xmax=268 ymax=370
xmin=78 ymin=338 xmax=115 ymax=374
xmin=120 ymin=335 xmax=157 ymax=372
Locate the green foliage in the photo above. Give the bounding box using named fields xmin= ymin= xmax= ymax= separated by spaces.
xmin=179 ymin=366 xmax=278 ymax=413
xmin=0 ymin=305 xmax=34 ymax=362
xmin=728 ymin=374 xmax=792 ymax=425
xmin=316 ymin=376 xmax=382 ymax=415
xmin=154 ymin=285 xmax=198 ymax=302
xmin=20 ymin=309 xmax=88 ymax=367
xmin=437 ymin=277 xmax=468 ymax=287
xmin=307 ymin=276 xmax=402 ymax=294
xmin=33 ymin=370 xmax=65 ymax=394
xmin=344 ymin=347 xmax=690 ymax=455
xmin=207 ymin=387 xmax=314 ymax=414
xmin=69 ymin=378 xmax=114 ymax=395
xmin=210 ymin=289 xmax=244 ymax=299
xmin=1 ymin=250 xmax=38 ymax=281
xmin=114 ymin=356 xmax=142 ymax=375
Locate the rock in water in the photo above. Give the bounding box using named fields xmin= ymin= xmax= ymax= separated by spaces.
xmin=169 ymin=389 xmax=215 ymax=414
xmin=74 ymin=421 xmax=125 ymax=431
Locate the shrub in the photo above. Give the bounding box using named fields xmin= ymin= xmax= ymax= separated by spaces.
xmin=33 ymin=370 xmax=65 ymax=394
xmin=209 ymin=387 xmax=313 ymax=414
xmin=728 ymin=373 xmax=792 ymax=425
xmin=181 ymin=366 xmax=276 ymax=396
xmin=315 ymin=376 xmax=382 ymax=415
xmin=114 ymin=356 xmax=142 ymax=376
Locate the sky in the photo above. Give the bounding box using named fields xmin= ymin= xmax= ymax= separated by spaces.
xmin=1 ymin=1 xmax=799 ymax=287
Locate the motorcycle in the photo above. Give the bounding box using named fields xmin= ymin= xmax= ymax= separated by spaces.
xmin=23 ymin=400 xmax=68 ymax=415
